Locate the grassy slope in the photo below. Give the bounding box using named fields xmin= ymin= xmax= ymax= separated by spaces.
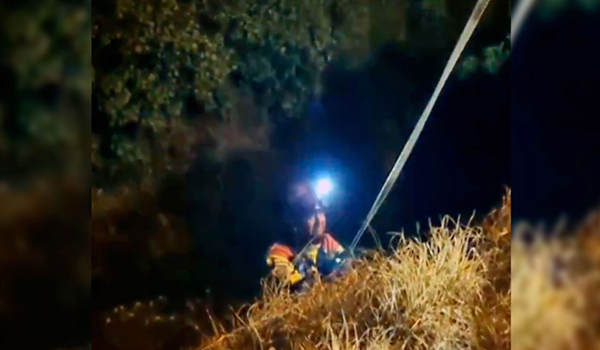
xmin=95 ymin=188 xmax=600 ymax=350
xmin=199 ymin=190 xmax=511 ymax=350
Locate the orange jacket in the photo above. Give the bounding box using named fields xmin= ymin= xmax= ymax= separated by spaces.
xmin=266 ymin=233 xmax=344 ymax=284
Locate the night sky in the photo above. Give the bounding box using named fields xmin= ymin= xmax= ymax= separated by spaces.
xmin=313 ymin=37 xmax=510 ymax=244
xmin=511 ymin=5 xmax=600 ymax=226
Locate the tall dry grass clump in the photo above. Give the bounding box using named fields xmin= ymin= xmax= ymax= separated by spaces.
xmin=200 ymin=190 xmax=511 ymax=350
xmin=512 ymin=207 xmax=600 ymax=350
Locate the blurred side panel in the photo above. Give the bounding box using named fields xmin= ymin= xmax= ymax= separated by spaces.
xmin=511 ymin=1 xmax=600 ymax=350
xmin=0 ymin=0 xmax=91 ymax=348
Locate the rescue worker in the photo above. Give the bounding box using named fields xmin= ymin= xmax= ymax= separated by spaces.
xmin=266 ymin=180 xmax=349 ymax=290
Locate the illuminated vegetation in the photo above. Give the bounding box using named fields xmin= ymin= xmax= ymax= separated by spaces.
xmin=1 ymin=0 xmax=513 ymax=348
xmin=93 ymin=191 xmax=600 ymax=350
xmin=512 ymin=209 xmax=600 ymax=350
xmin=197 ymin=190 xmax=511 ymax=350
xmin=91 ymin=0 xmax=510 ymax=186
xmin=91 ymin=190 xmax=511 ymax=350
xmin=92 ymin=0 xmax=374 ymax=185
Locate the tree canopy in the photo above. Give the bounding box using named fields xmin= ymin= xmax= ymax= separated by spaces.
xmin=92 ymin=0 xmax=377 ymax=186
xmin=91 ymin=0 xmax=510 ymax=187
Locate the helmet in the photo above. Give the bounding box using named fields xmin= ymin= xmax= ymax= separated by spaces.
xmin=268 ymin=243 xmax=295 ymax=261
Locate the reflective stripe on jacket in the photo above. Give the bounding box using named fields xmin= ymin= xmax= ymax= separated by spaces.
xmin=266 ymin=243 xmax=303 ymax=284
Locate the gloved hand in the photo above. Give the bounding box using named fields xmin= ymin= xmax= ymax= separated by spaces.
xmin=317 ymin=249 xmax=350 ymax=273
xmin=297 ymin=259 xmax=316 ymax=277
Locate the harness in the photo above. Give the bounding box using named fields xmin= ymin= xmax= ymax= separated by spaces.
xmin=294 ymin=234 xmax=351 ymax=286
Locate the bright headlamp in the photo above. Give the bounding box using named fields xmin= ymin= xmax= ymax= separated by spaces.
xmin=314 ymin=178 xmax=333 ymax=199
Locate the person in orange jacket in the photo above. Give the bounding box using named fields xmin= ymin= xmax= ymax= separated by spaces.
xmin=266 ymin=181 xmax=347 ymax=288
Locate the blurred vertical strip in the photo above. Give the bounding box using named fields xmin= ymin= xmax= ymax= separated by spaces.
xmin=511 ymin=1 xmax=600 ymax=350
xmin=0 ymin=0 xmax=91 ymax=348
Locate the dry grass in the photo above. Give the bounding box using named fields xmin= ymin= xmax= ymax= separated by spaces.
xmin=199 ymin=190 xmax=511 ymax=350
xmin=91 ymin=187 xmax=600 ymax=350
xmin=512 ymin=209 xmax=600 ymax=350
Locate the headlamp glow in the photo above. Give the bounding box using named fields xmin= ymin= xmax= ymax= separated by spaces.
xmin=315 ymin=178 xmax=333 ymax=199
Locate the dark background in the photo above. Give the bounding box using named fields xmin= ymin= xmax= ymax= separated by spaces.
xmin=181 ymin=16 xmax=511 ymax=304
xmin=5 ymin=1 xmax=600 ymax=349
xmin=91 ymin=3 xmax=599 ymax=349
xmin=511 ymin=4 xmax=600 ymax=226
xmin=180 ymin=2 xmax=600 ymax=310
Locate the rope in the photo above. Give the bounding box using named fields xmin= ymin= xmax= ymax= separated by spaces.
xmin=511 ymin=0 xmax=538 ymax=45
xmin=292 ymin=235 xmax=319 ymax=265
xmin=349 ymin=0 xmax=492 ymax=253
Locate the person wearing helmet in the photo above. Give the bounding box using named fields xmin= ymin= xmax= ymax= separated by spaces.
xmin=266 ymin=181 xmax=347 ymax=289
